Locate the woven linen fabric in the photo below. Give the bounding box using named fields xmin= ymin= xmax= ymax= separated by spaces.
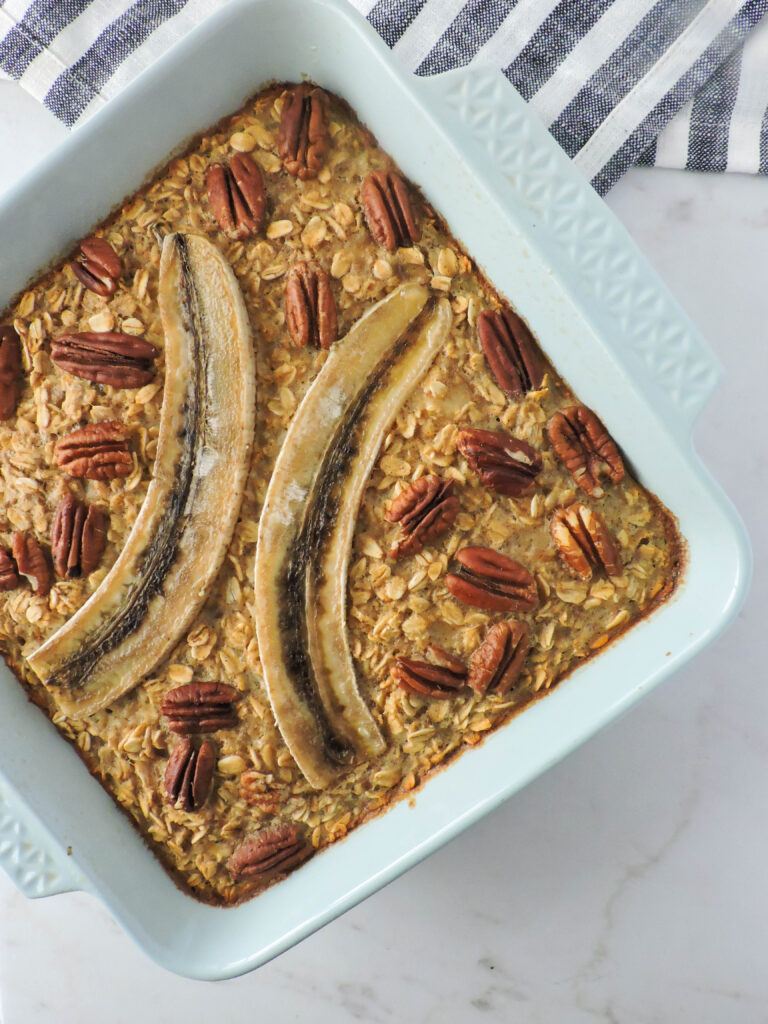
xmin=1 ymin=0 xmax=768 ymax=193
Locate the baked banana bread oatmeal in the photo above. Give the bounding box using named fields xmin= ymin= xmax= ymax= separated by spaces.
xmin=0 ymin=82 xmax=682 ymax=904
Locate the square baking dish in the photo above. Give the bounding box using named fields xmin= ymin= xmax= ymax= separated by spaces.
xmin=0 ymin=0 xmax=750 ymax=979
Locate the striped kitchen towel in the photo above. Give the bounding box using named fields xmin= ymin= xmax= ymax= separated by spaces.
xmin=1 ymin=0 xmax=767 ymax=194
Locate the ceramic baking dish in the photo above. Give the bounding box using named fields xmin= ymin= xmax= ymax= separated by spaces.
xmin=0 ymin=0 xmax=750 ymax=979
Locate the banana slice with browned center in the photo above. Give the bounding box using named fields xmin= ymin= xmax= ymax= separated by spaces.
xmin=28 ymin=233 xmax=255 ymax=717
xmin=253 ymin=285 xmax=452 ymax=789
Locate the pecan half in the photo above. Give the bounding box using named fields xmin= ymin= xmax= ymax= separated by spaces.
xmin=547 ymin=405 xmax=624 ymax=496
xmin=0 ymin=325 xmax=22 ymax=421
xmin=162 ymin=681 xmax=239 ymax=734
xmin=206 ymin=153 xmax=266 ymax=239
xmin=385 ymin=475 xmax=459 ymax=559
xmin=285 ymin=261 xmax=337 ymax=349
xmin=457 ymin=428 xmax=541 ymax=497
xmin=51 ymin=331 xmax=157 ymax=388
xmin=477 ymin=307 xmax=545 ymax=399
xmin=54 ymin=422 xmax=132 ymax=481
xmin=278 ymin=83 xmax=329 ymax=180
xmin=445 ymin=546 xmax=538 ymax=612
xmin=12 ymin=532 xmax=51 ymax=597
xmin=550 ymin=503 xmax=622 ymax=579
xmin=51 ymin=492 xmax=108 ymax=578
xmin=361 ymin=170 xmax=421 ymax=252
xmin=229 ymin=822 xmax=312 ymax=881
xmin=164 ymin=737 xmax=215 ymax=812
xmin=391 ymin=653 xmax=467 ymax=699
xmin=468 ymin=621 xmax=530 ymax=695
xmin=0 ymin=550 xmax=20 ymax=591
xmin=70 ymin=237 xmax=122 ymax=296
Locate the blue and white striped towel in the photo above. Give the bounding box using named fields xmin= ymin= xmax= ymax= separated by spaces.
xmin=1 ymin=0 xmax=767 ymax=193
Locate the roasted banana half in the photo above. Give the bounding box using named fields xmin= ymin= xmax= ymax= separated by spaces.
xmin=254 ymin=285 xmax=451 ymax=788
xmin=29 ymin=233 xmax=256 ymax=717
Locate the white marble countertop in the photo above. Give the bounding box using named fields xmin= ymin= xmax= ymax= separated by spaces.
xmin=0 ymin=77 xmax=766 ymax=1024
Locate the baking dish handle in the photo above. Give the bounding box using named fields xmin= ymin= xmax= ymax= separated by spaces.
xmin=0 ymin=780 xmax=81 ymax=898
xmin=415 ymin=66 xmax=722 ymax=438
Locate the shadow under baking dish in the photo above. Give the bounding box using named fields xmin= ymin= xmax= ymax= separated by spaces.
xmin=0 ymin=0 xmax=750 ymax=979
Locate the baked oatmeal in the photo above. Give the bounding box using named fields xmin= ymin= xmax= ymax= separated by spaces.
xmin=0 ymin=83 xmax=681 ymax=903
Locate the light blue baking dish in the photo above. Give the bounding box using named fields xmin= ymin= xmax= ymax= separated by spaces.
xmin=0 ymin=0 xmax=750 ymax=979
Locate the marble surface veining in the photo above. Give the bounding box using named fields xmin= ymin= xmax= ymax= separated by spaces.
xmin=0 ymin=79 xmax=766 ymax=1024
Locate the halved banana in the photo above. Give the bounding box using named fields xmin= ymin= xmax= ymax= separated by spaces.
xmin=28 ymin=234 xmax=256 ymax=717
xmin=305 ymin=296 xmax=452 ymax=764
xmin=253 ymin=285 xmax=452 ymax=788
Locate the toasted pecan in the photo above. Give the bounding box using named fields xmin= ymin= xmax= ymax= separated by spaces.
xmin=70 ymin=237 xmax=122 ymax=296
xmin=457 ymin=428 xmax=541 ymax=497
xmin=164 ymin=737 xmax=215 ymax=811
xmin=547 ymin=405 xmax=624 ymax=496
xmin=278 ymin=84 xmax=329 ymax=180
xmin=477 ymin=307 xmax=544 ymax=399
xmin=285 ymin=261 xmax=337 ymax=349
xmin=361 ymin=170 xmax=420 ymax=252
xmin=206 ymin=153 xmax=266 ymax=239
xmin=51 ymin=331 xmax=157 ymax=389
xmin=385 ymin=475 xmax=459 ymax=559
xmin=162 ymin=681 xmax=239 ymax=734
xmin=445 ymin=546 xmax=538 ymax=613
xmin=550 ymin=504 xmax=622 ymax=579
xmin=51 ymin=492 xmax=108 ymax=579
xmin=0 ymin=325 xmax=21 ymax=421
xmin=229 ymin=823 xmax=312 ymax=881
xmin=54 ymin=422 xmax=132 ymax=481
xmin=468 ymin=621 xmax=530 ymax=695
